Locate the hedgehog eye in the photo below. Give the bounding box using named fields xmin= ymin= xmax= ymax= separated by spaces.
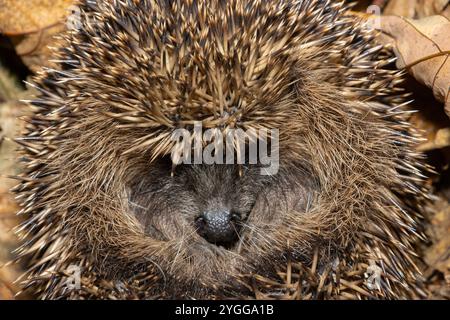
xmin=154 ymin=154 xmax=174 ymax=173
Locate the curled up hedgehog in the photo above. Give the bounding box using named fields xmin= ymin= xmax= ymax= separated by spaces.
xmin=14 ymin=0 xmax=432 ymax=299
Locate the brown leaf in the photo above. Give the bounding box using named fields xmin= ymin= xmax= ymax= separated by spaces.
xmin=384 ymin=0 xmax=418 ymax=18
xmin=425 ymin=199 xmax=450 ymax=283
xmin=378 ymin=15 xmax=450 ymax=117
xmin=0 ymin=0 xmax=76 ymax=72
xmin=10 ymin=24 xmax=67 ymax=73
xmin=416 ymin=0 xmax=450 ymax=19
xmin=0 ymin=92 xmax=30 ymax=300
xmin=383 ymin=0 xmax=450 ymax=19
xmin=0 ymin=0 xmax=74 ymax=35
xmin=417 ymin=127 xmax=450 ymax=151
xmin=0 ymin=65 xmax=22 ymax=102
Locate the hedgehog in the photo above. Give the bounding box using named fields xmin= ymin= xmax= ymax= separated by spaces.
xmin=13 ymin=0 xmax=432 ymax=299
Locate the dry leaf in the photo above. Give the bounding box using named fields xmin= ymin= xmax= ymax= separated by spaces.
xmin=0 ymin=191 xmax=20 ymax=300
xmin=409 ymin=82 xmax=450 ymax=148
xmin=0 ymin=73 xmax=30 ymax=300
xmin=384 ymin=0 xmax=418 ymax=18
xmin=0 ymin=0 xmax=75 ymax=72
xmin=0 ymin=0 xmax=74 ymax=35
xmin=0 ymin=66 xmax=22 ymax=102
xmin=378 ymin=15 xmax=450 ymax=117
xmin=417 ymin=127 xmax=450 ymax=150
xmin=10 ymin=24 xmax=67 ymax=72
xmin=383 ymin=0 xmax=450 ymax=19
xmin=0 ymin=99 xmax=26 ymax=299
xmin=416 ymin=0 xmax=450 ymax=19
xmin=425 ymin=199 xmax=450 ymax=291
xmin=0 ymin=270 xmax=17 ymax=300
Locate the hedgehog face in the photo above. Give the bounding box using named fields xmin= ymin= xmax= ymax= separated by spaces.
xmin=128 ymin=159 xmax=316 ymax=245
xmin=129 ymin=161 xmax=261 ymax=248
xmin=127 ymin=157 xmax=317 ymax=283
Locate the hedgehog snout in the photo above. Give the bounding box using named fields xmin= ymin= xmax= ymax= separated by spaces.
xmin=195 ymin=209 xmax=241 ymax=246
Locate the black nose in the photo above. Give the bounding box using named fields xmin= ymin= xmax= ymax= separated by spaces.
xmin=195 ymin=210 xmax=241 ymax=245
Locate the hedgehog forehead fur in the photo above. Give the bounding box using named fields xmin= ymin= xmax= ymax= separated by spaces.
xmin=15 ymin=0 xmax=431 ymax=299
xmin=63 ymin=0 xmax=390 ymax=157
